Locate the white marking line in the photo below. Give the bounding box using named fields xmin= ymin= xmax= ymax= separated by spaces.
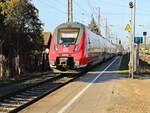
xmin=58 ymin=57 xmax=119 ymax=113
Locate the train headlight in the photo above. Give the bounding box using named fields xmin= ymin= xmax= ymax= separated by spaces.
xmin=49 ymin=61 xmax=55 ymax=66
xmin=74 ymin=61 xmax=80 ymax=66
xmin=54 ymin=45 xmax=58 ymax=51
xmin=73 ymin=45 xmax=78 ymax=52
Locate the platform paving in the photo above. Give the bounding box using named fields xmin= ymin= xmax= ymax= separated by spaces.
xmin=19 ymin=56 xmax=150 ymax=113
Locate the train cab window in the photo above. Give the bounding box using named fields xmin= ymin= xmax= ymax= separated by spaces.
xmin=58 ymin=28 xmax=80 ymax=45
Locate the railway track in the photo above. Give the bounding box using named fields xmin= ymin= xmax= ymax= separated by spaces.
xmin=0 ymin=73 xmax=81 ymax=113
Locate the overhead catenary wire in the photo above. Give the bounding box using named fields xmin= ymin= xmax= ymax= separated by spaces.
xmin=37 ymin=0 xmax=91 ymax=26
xmin=94 ymin=0 xmax=150 ymax=13
xmin=34 ymin=0 xmax=67 ymax=26
xmin=94 ymin=0 xmax=128 ymax=8
xmin=37 ymin=0 xmax=150 ymax=31
xmin=40 ymin=0 xmax=150 ymax=18
xmin=41 ymin=0 xmax=92 ymax=24
xmin=74 ymin=0 xmax=91 ymax=17
xmin=49 ymin=0 xmax=65 ymax=6
xmin=86 ymin=0 xmax=97 ymax=14
xmin=38 ymin=0 xmax=67 ymax=14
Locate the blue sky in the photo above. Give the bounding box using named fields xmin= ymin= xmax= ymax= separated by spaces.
xmin=32 ymin=0 xmax=150 ymax=46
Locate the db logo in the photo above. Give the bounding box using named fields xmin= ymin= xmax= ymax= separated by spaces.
xmin=63 ymin=48 xmax=68 ymax=52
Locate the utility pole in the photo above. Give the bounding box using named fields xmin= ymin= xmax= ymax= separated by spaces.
xmin=129 ymin=1 xmax=134 ymax=78
xmin=68 ymin=0 xmax=73 ymax=23
xmin=105 ymin=19 xmax=108 ymax=39
xmin=97 ymin=7 xmax=101 ymax=35
xmin=116 ymin=35 xmax=118 ymax=45
xmin=133 ymin=0 xmax=137 ymax=73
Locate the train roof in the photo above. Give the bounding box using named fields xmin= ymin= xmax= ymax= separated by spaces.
xmin=55 ymin=22 xmax=86 ymax=31
xmin=54 ymin=22 xmax=117 ymax=48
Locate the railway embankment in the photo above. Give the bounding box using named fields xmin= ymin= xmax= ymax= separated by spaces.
xmin=119 ymin=53 xmax=150 ymax=77
xmin=139 ymin=54 xmax=150 ymax=74
xmin=0 ymin=72 xmax=51 ymax=97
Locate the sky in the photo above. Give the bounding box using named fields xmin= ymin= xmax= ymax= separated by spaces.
xmin=32 ymin=0 xmax=150 ymax=46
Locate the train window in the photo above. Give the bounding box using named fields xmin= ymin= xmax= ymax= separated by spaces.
xmin=58 ymin=28 xmax=79 ymax=45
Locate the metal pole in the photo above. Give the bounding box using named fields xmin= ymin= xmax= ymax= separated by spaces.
xmin=131 ymin=7 xmax=134 ymax=78
xmin=68 ymin=0 xmax=69 ymax=22
xmin=105 ymin=19 xmax=108 ymax=39
xmin=133 ymin=0 xmax=136 ymax=39
xmin=97 ymin=7 xmax=101 ymax=34
xmin=137 ymin=43 xmax=140 ymax=72
xmin=71 ymin=0 xmax=73 ymax=22
xmin=116 ymin=35 xmax=118 ymax=45
xmin=144 ymin=35 xmax=147 ymax=51
xmin=133 ymin=0 xmax=137 ymax=72
xmin=129 ymin=4 xmax=134 ymax=78
xmin=68 ymin=0 xmax=73 ymax=23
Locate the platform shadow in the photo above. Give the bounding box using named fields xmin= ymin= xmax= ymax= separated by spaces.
xmin=76 ymin=69 xmax=150 ymax=84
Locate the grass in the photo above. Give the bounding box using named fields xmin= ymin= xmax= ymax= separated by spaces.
xmin=106 ymin=106 xmax=114 ymax=111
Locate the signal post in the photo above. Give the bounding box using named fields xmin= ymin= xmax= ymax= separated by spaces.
xmin=125 ymin=1 xmax=135 ymax=78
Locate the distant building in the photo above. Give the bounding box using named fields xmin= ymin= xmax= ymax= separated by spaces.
xmin=139 ymin=44 xmax=150 ymax=54
xmin=42 ymin=32 xmax=52 ymax=48
xmin=145 ymin=36 xmax=150 ymax=44
xmin=41 ymin=32 xmax=52 ymax=71
xmin=140 ymin=44 xmax=150 ymax=49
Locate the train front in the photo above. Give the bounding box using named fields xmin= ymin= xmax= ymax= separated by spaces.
xmin=49 ymin=23 xmax=87 ymax=73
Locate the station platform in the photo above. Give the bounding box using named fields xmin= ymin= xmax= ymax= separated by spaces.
xmin=19 ymin=56 xmax=150 ymax=113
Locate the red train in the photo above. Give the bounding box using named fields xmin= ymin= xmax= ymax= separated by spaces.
xmin=48 ymin=22 xmax=116 ymax=73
